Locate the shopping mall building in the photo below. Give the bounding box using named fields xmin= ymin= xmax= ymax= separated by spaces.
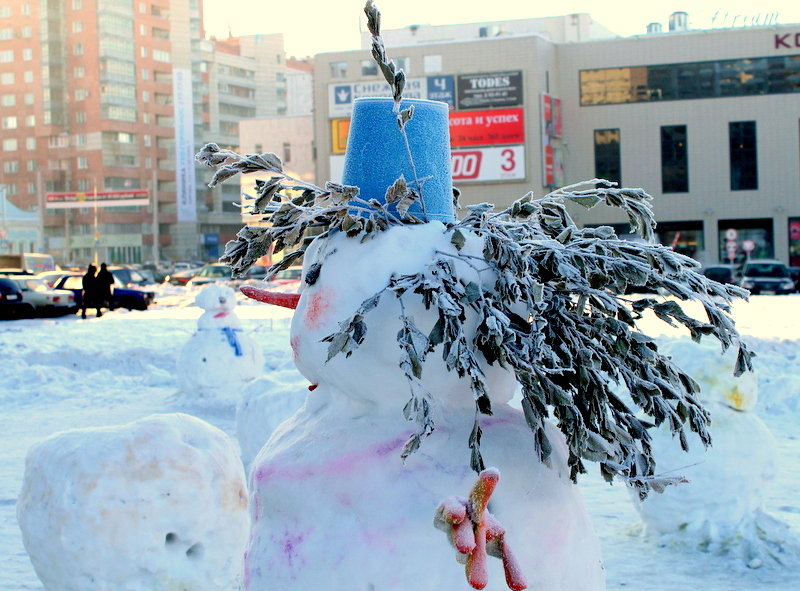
xmin=313 ymin=13 xmax=800 ymax=267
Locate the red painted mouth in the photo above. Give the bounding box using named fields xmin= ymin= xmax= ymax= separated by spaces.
xmin=240 ymin=285 xmax=301 ymax=310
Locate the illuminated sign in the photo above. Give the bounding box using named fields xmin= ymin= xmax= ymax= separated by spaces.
xmin=45 ymin=190 xmax=150 ymax=209
xmin=331 ymin=118 xmax=350 ymax=155
xmin=328 ymin=78 xmax=426 ymax=117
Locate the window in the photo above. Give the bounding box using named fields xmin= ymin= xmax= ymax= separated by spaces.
xmin=22 ymin=26 xmax=31 ymax=38
xmin=594 ymin=129 xmax=621 ymax=186
xmin=330 ymin=61 xmax=348 ymax=79
xmin=153 ymin=49 xmax=170 ymax=62
xmin=74 ymin=134 xmax=86 ymax=145
xmin=4 ymin=183 xmax=17 ymax=195
xmin=75 ymin=111 xmax=86 ymax=124
xmin=25 ymin=137 xmax=35 ymax=149
xmin=77 ymin=156 xmax=88 ymax=169
xmin=283 ymin=142 xmax=291 ymax=164
xmin=140 ymin=46 xmax=147 ymax=58
xmin=77 ymin=179 xmax=90 ymax=191
xmin=143 ymin=134 xmax=151 ymax=147
xmin=23 ymin=93 xmax=33 ymax=105
xmin=24 ymin=114 xmax=34 ymax=126
xmin=22 ymin=2 xmax=30 ymax=15
xmin=0 ymin=94 xmax=14 ymax=106
xmin=395 ymin=57 xmax=410 ymax=74
xmin=142 ymin=90 xmax=149 ymax=102
xmin=424 ymin=54 xmax=442 ymax=74
xmin=140 ymin=68 xmax=148 ymax=80
xmin=72 ymin=0 xmax=82 ymax=8
xmin=74 ymin=66 xmax=85 ymax=78
xmin=718 ymin=219 xmax=773 ymax=262
xmin=730 ymin=121 xmax=758 ymax=190
xmin=361 ymin=60 xmax=378 ymax=76
xmin=22 ymin=48 xmax=32 ymax=61
xmin=26 ymin=160 xmax=35 ymax=172
xmin=75 ymin=88 xmax=89 ymax=101
xmin=1 ymin=115 xmax=17 ymax=129
xmin=0 ymin=50 xmax=13 ymax=62
xmin=152 ymin=27 xmax=169 ymax=40
xmin=0 ymin=72 xmax=13 ymax=84
xmin=23 ymin=71 xmax=31 ymax=82
xmin=0 ymin=7 xmax=10 ymax=17
xmin=3 ymin=160 xmax=18 ymax=173
xmin=3 ymin=138 xmax=18 ymax=151
xmin=140 ymin=24 xmax=147 ymax=35
xmin=661 ymin=125 xmax=689 ymax=193
xmin=28 ymin=182 xmax=36 ymax=193
xmin=72 ymin=21 xmax=83 ymax=33
xmin=0 ymin=28 xmax=10 ymax=40
xmin=73 ymin=43 xmax=84 ymax=56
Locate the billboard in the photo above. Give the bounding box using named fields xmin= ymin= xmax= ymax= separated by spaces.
xmin=329 ymin=78 xmax=426 ymax=117
xmin=540 ymin=93 xmax=563 ymax=187
xmin=173 ymin=68 xmax=196 ymax=223
xmin=456 ymin=71 xmax=523 ymax=110
xmin=426 ymin=75 xmax=455 ymax=107
xmin=45 ymin=190 xmax=150 ymax=209
xmin=449 ymin=108 xmax=524 ymax=147
xmin=451 ymin=146 xmax=525 ymax=183
xmin=331 ymin=118 xmax=350 ymax=155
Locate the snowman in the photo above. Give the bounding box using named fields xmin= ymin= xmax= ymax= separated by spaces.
xmin=177 ymin=283 xmax=263 ymax=398
xmin=632 ymin=337 xmax=795 ymax=566
xmin=196 ymin=7 xmax=749 ymax=586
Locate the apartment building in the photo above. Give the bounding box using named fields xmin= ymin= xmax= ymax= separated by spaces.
xmin=314 ymin=13 xmax=800 ymax=267
xmin=0 ymin=0 xmax=287 ymax=264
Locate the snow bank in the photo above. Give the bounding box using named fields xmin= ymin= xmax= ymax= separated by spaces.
xmin=16 ymin=413 xmax=249 ymax=590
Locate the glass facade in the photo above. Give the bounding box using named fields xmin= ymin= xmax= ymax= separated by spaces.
xmin=660 ymin=125 xmax=688 ymax=193
xmin=580 ymin=55 xmax=800 ymax=106
xmin=593 ymin=129 xmax=621 ymax=186
xmin=718 ymin=218 xmax=773 ymax=264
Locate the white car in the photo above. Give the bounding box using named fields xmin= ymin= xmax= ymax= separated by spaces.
xmin=8 ymin=276 xmax=76 ymax=316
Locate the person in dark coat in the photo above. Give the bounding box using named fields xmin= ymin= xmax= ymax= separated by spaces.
xmin=80 ymin=264 xmax=102 ymax=319
xmin=95 ymin=263 xmax=115 ymax=312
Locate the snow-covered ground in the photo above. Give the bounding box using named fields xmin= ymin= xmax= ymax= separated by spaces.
xmin=1 ymin=285 xmax=798 ymax=590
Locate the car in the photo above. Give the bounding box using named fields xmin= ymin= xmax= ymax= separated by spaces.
xmin=108 ymin=266 xmax=151 ymax=286
xmin=186 ymin=263 xmax=234 ymax=287
xmin=163 ymin=267 xmax=201 ymax=286
xmin=35 ymin=271 xmax=68 ymax=288
xmin=5 ymin=276 xmax=76 ymax=316
xmin=702 ymin=264 xmax=740 ymax=285
xmin=738 ymin=259 xmax=795 ymax=295
xmin=54 ymin=274 xmax=155 ymax=311
xmin=789 ymin=266 xmax=800 ymax=292
xmin=0 ymin=277 xmax=30 ymax=319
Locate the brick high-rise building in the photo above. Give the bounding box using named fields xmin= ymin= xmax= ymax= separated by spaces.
xmin=0 ymin=0 xmax=288 ymax=265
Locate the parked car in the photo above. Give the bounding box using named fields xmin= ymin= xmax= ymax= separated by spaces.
xmin=35 ymin=271 xmax=68 ymax=288
xmin=163 ymin=267 xmax=201 ymax=286
xmin=257 ymin=266 xmax=303 ymax=293
xmin=108 ymin=266 xmax=151 ymax=286
xmin=0 ymin=277 xmax=30 ymax=319
xmin=702 ymin=264 xmax=740 ymax=285
xmin=186 ymin=263 xmax=234 ymax=287
xmin=6 ymin=276 xmax=76 ymax=316
xmin=54 ymin=274 xmax=155 ymax=311
xmin=789 ymin=266 xmax=800 ymax=292
xmin=738 ymin=259 xmax=795 ymax=295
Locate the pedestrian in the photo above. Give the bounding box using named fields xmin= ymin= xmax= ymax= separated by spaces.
xmin=80 ymin=264 xmax=102 ymax=319
xmin=95 ymin=263 xmax=115 ymax=312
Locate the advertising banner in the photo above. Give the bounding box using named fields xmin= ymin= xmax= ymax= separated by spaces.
xmin=426 ymin=75 xmax=455 ymax=107
xmin=45 ymin=190 xmax=150 ymax=209
xmin=540 ymin=93 xmax=563 ymax=187
xmin=331 ymin=118 xmax=351 ymax=155
xmin=173 ymin=68 xmax=197 ymax=223
xmin=451 ymin=145 xmax=525 ymax=183
xmin=449 ymin=108 xmax=524 ymax=147
xmin=329 ymin=78 xmax=426 ymax=117
xmin=456 ymin=71 xmax=523 ymax=109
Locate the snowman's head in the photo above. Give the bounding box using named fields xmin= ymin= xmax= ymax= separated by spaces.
xmin=195 ymin=284 xmax=238 ymax=314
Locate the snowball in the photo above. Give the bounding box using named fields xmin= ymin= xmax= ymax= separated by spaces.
xmin=17 ymin=413 xmax=250 ymax=591
xmin=177 ymin=284 xmax=263 ymax=398
xmin=236 ymin=372 xmax=310 ymax=467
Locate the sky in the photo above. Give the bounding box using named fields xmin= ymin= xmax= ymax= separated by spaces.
xmin=201 ymin=0 xmax=800 ymax=58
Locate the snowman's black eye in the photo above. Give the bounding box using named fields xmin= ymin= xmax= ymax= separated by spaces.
xmin=305 ymin=263 xmax=321 ymax=286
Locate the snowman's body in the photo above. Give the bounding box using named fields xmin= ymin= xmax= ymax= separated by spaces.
xmin=177 ymin=284 xmax=263 ymax=396
xmin=245 ymin=224 xmax=605 ymax=590
xmin=633 ymin=338 xmax=787 ymax=563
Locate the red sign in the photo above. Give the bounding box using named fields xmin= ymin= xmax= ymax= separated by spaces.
xmin=448 ymin=108 xmax=524 ymax=147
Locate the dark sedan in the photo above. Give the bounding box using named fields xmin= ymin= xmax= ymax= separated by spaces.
xmin=0 ymin=277 xmax=32 ymax=319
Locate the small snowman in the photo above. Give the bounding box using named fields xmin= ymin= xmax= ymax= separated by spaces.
xmin=177 ymin=283 xmax=263 ymax=398
xmin=632 ymin=338 xmax=796 ymax=566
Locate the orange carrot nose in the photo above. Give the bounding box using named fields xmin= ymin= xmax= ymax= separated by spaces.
xmin=240 ymin=285 xmax=301 ymax=309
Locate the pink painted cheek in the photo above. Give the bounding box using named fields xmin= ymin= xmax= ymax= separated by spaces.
xmin=304 ymin=289 xmax=333 ymax=330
